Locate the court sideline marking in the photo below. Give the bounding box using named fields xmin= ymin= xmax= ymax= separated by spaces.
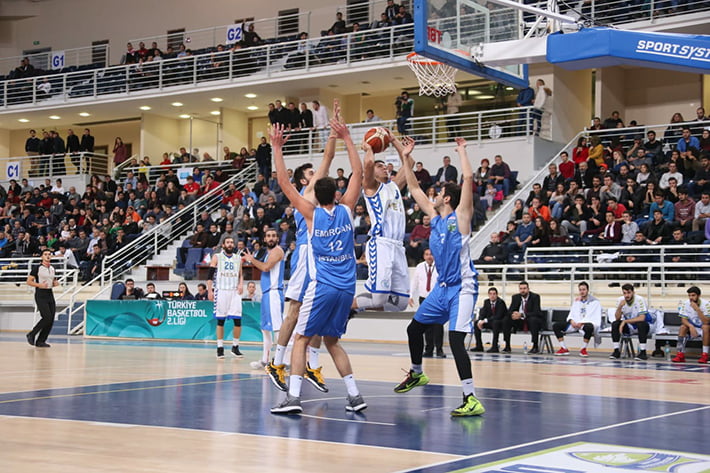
xmin=0 ymin=414 xmax=463 ymax=459
xmin=394 ymin=404 xmax=710 ymax=473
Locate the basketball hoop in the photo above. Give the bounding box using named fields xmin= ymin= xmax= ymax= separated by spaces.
xmin=406 ymin=52 xmax=458 ymax=97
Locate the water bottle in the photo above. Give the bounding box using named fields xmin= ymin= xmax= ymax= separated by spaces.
xmin=664 ymin=342 xmax=671 ymax=362
xmin=523 ymin=342 xmax=528 ymax=355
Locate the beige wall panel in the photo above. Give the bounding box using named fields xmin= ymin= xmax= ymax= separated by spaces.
xmin=625 ymin=68 xmax=702 ymax=126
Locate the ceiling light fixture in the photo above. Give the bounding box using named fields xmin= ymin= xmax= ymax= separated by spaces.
xmin=211 ymin=97 xmax=224 ymax=102
xmin=139 ymin=105 xmax=152 ymax=111
xmin=179 ymin=114 xmax=191 ymax=119
xmin=18 ymin=118 xmax=29 ymax=123
xmin=49 ymin=115 xmax=61 ymax=120
xmin=247 ymin=106 xmax=259 ymax=111
xmin=210 ymin=110 xmax=221 ymax=116
xmin=244 ymin=93 xmax=257 ymax=99
xmin=171 ymin=102 xmax=184 ymax=107
xmin=78 ymin=112 xmax=91 ymax=117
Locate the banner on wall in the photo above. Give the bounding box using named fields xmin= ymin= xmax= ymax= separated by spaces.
xmin=6 ymin=161 xmax=21 ymax=180
xmin=85 ymin=299 xmax=262 ymax=341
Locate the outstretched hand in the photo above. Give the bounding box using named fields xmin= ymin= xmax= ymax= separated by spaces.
xmin=269 ymin=123 xmax=290 ymax=147
xmin=331 ymin=119 xmax=350 ymax=139
xmin=401 ymin=136 xmax=416 ymax=156
xmin=455 ymin=137 xmax=467 ymax=149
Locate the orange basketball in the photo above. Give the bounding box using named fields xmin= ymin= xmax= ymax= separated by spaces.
xmin=363 ymin=127 xmax=391 ymax=153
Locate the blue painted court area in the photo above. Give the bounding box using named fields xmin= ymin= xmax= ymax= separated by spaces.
xmin=1 ymin=371 xmax=707 ymax=464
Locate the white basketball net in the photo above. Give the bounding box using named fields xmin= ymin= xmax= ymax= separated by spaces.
xmin=406 ymin=53 xmax=458 ymax=97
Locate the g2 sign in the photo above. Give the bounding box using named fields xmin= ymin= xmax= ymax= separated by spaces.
xmin=226 ymin=24 xmax=243 ymax=44
xmin=51 ymin=51 xmax=65 ymax=70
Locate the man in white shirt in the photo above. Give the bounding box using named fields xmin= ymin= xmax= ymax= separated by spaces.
xmin=409 ymin=248 xmax=443 ymax=358
xmin=364 ymin=109 xmax=381 ymax=123
xmin=672 ymin=286 xmax=710 ymax=364
xmin=55 ymin=244 xmax=78 ymax=269
xmin=553 ymin=281 xmax=602 ymax=357
xmin=446 ymin=91 xmax=463 ymax=138
xmin=610 ymin=284 xmax=654 ymax=361
xmin=692 ymin=192 xmax=710 ymax=231
xmin=659 ymin=161 xmax=683 ymax=190
xmin=311 ymin=100 xmax=329 ymax=151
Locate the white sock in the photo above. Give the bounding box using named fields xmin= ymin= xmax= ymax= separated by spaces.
xmin=581 ymin=341 xmax=589 ymax=349
xmin=217 ymin=339 xmax=224 ymax=348
xmin=639 ymin=343 xmax=646 ymax=350
xmin=343 ymin=374 xmax=359 ymax=396
xmin=411 ymin=364 xmax=423 ymax=374
xmin=274 ymin=344 xmax=287 ymax=365
xmin=308 ymin=346 xmax=320 ymax=368
xmin=262 ymin=330 xmax=273 ymax=363
xmin=462 ymin=378 xmax=475 ymax=396
xmin=559 ymin=341 xmax=567 ymax=350
xmin=704 ymin=346 xmax=709 ymax=354
xmin=232 ymin=338 xmax=239 ymax=347
xmin=613 ymin=342 xmax=619 ymax=349
xmin=288 ymin=375 xmax=302 ymax=398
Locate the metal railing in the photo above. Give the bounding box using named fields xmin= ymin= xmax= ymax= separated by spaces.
xmin=0 ymin=256 xmax=72 ymax=284
xmin=2 ymin=44 xmax=109 ymax=80
xmin=0 ymin=23 xmax=414 ymax=109
xmin=60 ymin=162 xmax=257 ymax=334
xmin=553 ymin=0 xmax=710 ymax=27
xmin=117 ymin=159 xmax=249 ymax=186
xmin=0 ymin=152 xmax=109 ymax=180
xmin=469 ymin=118 xmax=710 ymax=258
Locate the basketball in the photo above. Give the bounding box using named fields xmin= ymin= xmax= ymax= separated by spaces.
xmin=363 ymin=127 xmax=391 ymax=153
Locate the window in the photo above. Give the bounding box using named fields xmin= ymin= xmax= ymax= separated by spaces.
xmin=92 ymin=40 xmax=109 ymax=67
xmin=278 ymin=8 xmax=299 ymax=36
xmin=235 ymin=17 xmax=255 ymax=25
xmin=347 ymin=0 xmax=370 ymax=26
xmin=167 ymin=28 xmax=186 ymax=51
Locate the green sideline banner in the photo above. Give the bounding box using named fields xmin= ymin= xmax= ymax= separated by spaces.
xmin=85 ymin=300 xmax=261 ymax=341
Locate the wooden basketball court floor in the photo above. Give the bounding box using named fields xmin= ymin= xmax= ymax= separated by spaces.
xmin=1 ymin=333 xmax=709 ymax=473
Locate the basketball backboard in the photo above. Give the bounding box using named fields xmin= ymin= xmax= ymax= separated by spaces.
xmin=413 ymin=0 xmax=529 ymax=89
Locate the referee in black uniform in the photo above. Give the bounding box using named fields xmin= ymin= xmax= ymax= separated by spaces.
xmin=26 ymin=249 xmax=58 ymax=347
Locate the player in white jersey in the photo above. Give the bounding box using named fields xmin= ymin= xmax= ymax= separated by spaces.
xmin=352 ymin=133 xmax=410 ymax=313
xmin=243 ymin=228 xmax=285 ymax=370
xmin=265 ymin=101 xmax=342 ymax=394
xmin=672 ymin=286 xmax=710 ymax=364
xmin=269 ymin=120 xmax=366 ymax=415
xmin=610 ymin=284 xmax=655 ymax=361
xmin=207 ymin=236 xmax=244 ymax=359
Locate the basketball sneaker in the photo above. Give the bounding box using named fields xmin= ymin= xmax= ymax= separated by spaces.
xmin=451 ymin=394 xmax=485 ymax=417
xmin=270 ymin=394 xmax=302 ymax=415
xmin=609 ymin=349 xmax=621 ymax=359
xmin=698 ymin=352 xmax=709 ymax=364
xmin=394 ymin=370 xmax=429 ymax=393
xmin=671 ymin=352 xmax=685 ymax=363
xmin=265 ymin=361 xmax=288 ymax=391
xmin=579 ymin=348 xmax=589 ymax=357
xmin=216 ymin=347 xmax=225 ymax=359
xmin=231 ymin=346 xmax=243 ymax=358
xmin=555 ymin=347 xmax=570 ymax=356
xmin=304 ymin=363 xmax=329 ymax=393
xmin=346 ymin=394 xmax=367 ymax=412
xmin=635 ymin=350 xmax=648 ymax=361
xmin=250 ymin=360 xmax=267 ymax=370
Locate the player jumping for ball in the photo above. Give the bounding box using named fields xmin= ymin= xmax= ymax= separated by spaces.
xmin=351 ymin=129 xmax=411 ymax=314
xmin=395 ymin=136 xmax=484 ymax=417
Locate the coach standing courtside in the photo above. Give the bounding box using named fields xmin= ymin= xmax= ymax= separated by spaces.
xmin=26 ymin=249 xmax=59 ymax=347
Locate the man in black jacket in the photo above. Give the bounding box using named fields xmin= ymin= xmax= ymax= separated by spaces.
xmin=66 ymin=129 xmax=81 ymax=172
xmin=504 ymin=281 xmax=545 ymax=353
xmin=471 ymin=287 xmax=508 ymax=352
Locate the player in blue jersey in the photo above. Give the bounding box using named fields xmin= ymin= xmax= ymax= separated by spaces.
xmin=395 ymin=136 xmax=484 ymax=417
xmin=265 ymin=103 xmax=342 ymax=393
xmin=351 ymin=129 xmax=410 ymax=313
xmin=269 ymin=119 xmax=367 ymax=415
xmin=243 ymin=228 xmax=285 ymax=370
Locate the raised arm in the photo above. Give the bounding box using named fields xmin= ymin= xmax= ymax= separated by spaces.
xmin=271 ymin=124 xmax=314 ymax=222
xmin=389 ymin=132 xmax=410 ymax=191
xmin=397 ymin=136 xmax=436 ymax=218
xmin=307 ymin=100 xmax=341 ymax=197
xmin=454 ymin=137 xmax=473 ymax=234
xmin=244 ymin=246 xmax=284 ymax=272
xmin=340 ymin=123 xmax=363 ymax=211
